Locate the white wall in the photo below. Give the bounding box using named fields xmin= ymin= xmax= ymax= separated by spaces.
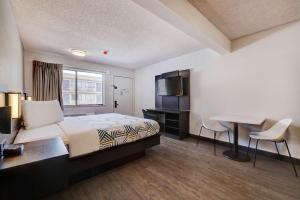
xmin=24 ymin=50 xmax=134 ymax=115
xmin=134 ymin=48 xmax=219 ymax=115
xmin=0 ymin=0 xmax=23 ymax=92
xmin=135 ymin=20 xmax=300 ymax=158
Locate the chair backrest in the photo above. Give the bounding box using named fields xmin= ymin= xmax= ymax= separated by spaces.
xmin=142 ymin=109 xmax=147 ymax=117
xmin=142 ymin=109 xmax=159 ymax=121
xmin=201 ymin=112 xmax=210 ymax=126
xmin=142 ymin=109 xmax=150 ymax=119
xmin=201 ymin=112 xmax=217 ymax=130
xmin=266 ymin=118 xmax=292 ymax=141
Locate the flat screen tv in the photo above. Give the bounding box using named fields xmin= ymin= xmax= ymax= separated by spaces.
xmin=157 ymin=77 xmax=183 ymax=96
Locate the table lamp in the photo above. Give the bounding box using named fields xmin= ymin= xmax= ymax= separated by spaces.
xmin=0 ymin=92 xmax=24 ymax=158
xmin=0 ymin=92 xmax=5 ymax=107
xmin=5 ymin=92 xmax=21 ymax=119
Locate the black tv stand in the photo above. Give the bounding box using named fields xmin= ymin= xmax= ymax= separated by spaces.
xmin=143 ymin=69 xmax=190 ymax=140
xmin=146 ymin=108 xmax=189 ymax=140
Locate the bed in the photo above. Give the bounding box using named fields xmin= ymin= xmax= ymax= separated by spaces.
xmin=15 ymin=113 xmax=160 ymax=157
xmin=15 ymin=100 xmax=161 ymax=183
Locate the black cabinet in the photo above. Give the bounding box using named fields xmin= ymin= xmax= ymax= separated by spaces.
xmin=145 ymin=69 xmax=190 ymax=140
xmin=146 ymin=109 xmax=189 ymax=139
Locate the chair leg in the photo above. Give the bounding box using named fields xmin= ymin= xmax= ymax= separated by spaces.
xmin=197 ymin=126 xmax=203 ymax=145
xmin=274 ymin=142 xmax=281 ymax=160
xmin=284 ymin=140 xmax=298 ymax=177
xmin=213 ymin=131 xmax=216 ymax=156
xmin=253 ymin=140 xmax=259 ymax=168
xmin=227 ymin=130 xmax=231 ymax=149
xmin=247 ymin=137 xmax=252 ymax=156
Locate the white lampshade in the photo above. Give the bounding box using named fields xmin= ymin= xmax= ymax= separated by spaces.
xmin=0 ymin=92 xmax=5 ymax=107
xmin=6 ymin=92 xmax=21 ymax=119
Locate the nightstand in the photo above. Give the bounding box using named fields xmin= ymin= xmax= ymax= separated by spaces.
xmin=0 ymin=137 xmax=69 ymax=200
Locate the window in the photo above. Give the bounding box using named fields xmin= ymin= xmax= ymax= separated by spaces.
xmin=62 ymin=69 xmax=104 ymax=106
xmin=62 ymin=70 xmax=76 ymax=106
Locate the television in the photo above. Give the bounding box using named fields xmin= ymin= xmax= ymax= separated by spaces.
xmin=157 ymin=77 xmax=183 ymax=96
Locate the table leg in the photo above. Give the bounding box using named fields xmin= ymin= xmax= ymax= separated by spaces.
xmin=223 ymin=123 xmax=250 ymax=162
xmin=234 ymin=123 xmax=239 ymax=154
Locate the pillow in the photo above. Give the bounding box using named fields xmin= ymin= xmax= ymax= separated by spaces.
xmin=22 ymin=100 xmax=64 ymax=129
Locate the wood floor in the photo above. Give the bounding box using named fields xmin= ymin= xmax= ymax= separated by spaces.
xmin=45 ymin=136 xmax=300 ymax=200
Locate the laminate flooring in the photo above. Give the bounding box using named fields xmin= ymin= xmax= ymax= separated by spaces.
xmin=45 ymin=136 xmax=300 ymax=200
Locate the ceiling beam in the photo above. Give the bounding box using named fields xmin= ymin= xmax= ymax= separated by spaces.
xmin=132 ymin=0 xmax=231 ymax=54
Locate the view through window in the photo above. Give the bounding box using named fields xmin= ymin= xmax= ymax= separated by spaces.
xmin=62 ymin=69 xmax=104 ymax=106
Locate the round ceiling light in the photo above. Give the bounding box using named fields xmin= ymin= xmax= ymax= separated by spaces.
xmin=101 ymin=50 xmax=109 ymax=55
xmin=70 ymin=49 xmax=86 ymax=57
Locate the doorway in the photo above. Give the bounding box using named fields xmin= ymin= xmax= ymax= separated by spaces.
xmin=113 ymin=76 xmax=133 ymax=115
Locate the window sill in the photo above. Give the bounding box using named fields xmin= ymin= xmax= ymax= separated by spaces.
xmin=64 ymin=104 xmax=104 ymax=108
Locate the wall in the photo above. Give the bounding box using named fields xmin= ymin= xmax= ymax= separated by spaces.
xmin=0 ymin=0 xmax=23 ymax=92
xmin=134 ymin=20 xmax=300 ymax=158
xmin=0 ymin=0 xmax=23 ymax=143
xmin=135 ymin=49 xmax=219 ymax=115
xmin=24 ymin=50 xmax=134 ymax=115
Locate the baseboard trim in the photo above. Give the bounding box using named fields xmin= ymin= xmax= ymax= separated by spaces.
xmin=188 ymin=134 xmax=300 ymax=165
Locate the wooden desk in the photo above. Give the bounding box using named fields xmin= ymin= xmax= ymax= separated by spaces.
xmin=0 ymin=138 xmax=69 ymax=199
xmin=211 ymin=114 xmax=265 ymax=162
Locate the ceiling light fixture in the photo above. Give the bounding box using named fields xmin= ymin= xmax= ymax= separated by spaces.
xmin=70 ymin=49 xmax=86 ymax=57
xmin=101 ymin=50 xmax=109 ymax=55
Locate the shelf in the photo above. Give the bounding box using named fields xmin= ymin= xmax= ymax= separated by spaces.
xmin=165 ymin=113 xmax=179 ymax=120
xmin=161 ymin=132 xmax=181 ymax=140
xmin=165 ymin=120 xmax=179 ymax=128
xmin=165 ymin=125 xmax=179 ymax=130
xmin=165 ymin=119 xmax=179 ymax=122
xmin=165 ymin=126 xmax=180 ymax=136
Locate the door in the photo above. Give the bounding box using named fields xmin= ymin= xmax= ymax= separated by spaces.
xmin=113 ymin=76 xmax=133 ymax=115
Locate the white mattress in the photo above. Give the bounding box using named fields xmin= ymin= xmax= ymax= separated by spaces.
xmin=14 ymin=124 xmax=69 ymax=144
xmin=14 ymin=113 xmax=159 ymax=157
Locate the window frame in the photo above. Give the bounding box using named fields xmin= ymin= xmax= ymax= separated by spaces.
xmin=63 ymin=67 xmax=105 ymax=107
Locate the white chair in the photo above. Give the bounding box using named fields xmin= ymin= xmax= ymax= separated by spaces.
xmin=198 ymin=113 xmax=231 ymax=155
xmin=247 ymin=118 xmax=298 ymax=177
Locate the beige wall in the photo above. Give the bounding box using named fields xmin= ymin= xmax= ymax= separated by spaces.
xmin=0 ymin=0 xmax=23 ymax=92
xmin=134 ymin=20 xmax=300 ymax=158
xmin=24 ymin=50 xmax=134 ymax=115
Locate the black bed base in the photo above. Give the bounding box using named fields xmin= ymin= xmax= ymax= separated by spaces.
xmin=68 ymin=134 xmax=160 ymax=184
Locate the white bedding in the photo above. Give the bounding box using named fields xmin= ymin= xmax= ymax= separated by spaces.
xmin=14 ymin=124 xmax=69 ymax=144
xmin=14 ymin=113 xmax=160 ymax=158
xmin=58 ymin=117 xmax=99 ymax=157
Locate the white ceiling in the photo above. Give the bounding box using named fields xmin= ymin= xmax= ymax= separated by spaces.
xmin=188 ymin=0 xmax=300 ymax=39
xmin=10 ymin=0 xmax=204 ymax=69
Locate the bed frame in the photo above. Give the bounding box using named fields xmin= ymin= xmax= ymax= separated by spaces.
xmin=68 ymin=134 xmax=160 ymax=184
